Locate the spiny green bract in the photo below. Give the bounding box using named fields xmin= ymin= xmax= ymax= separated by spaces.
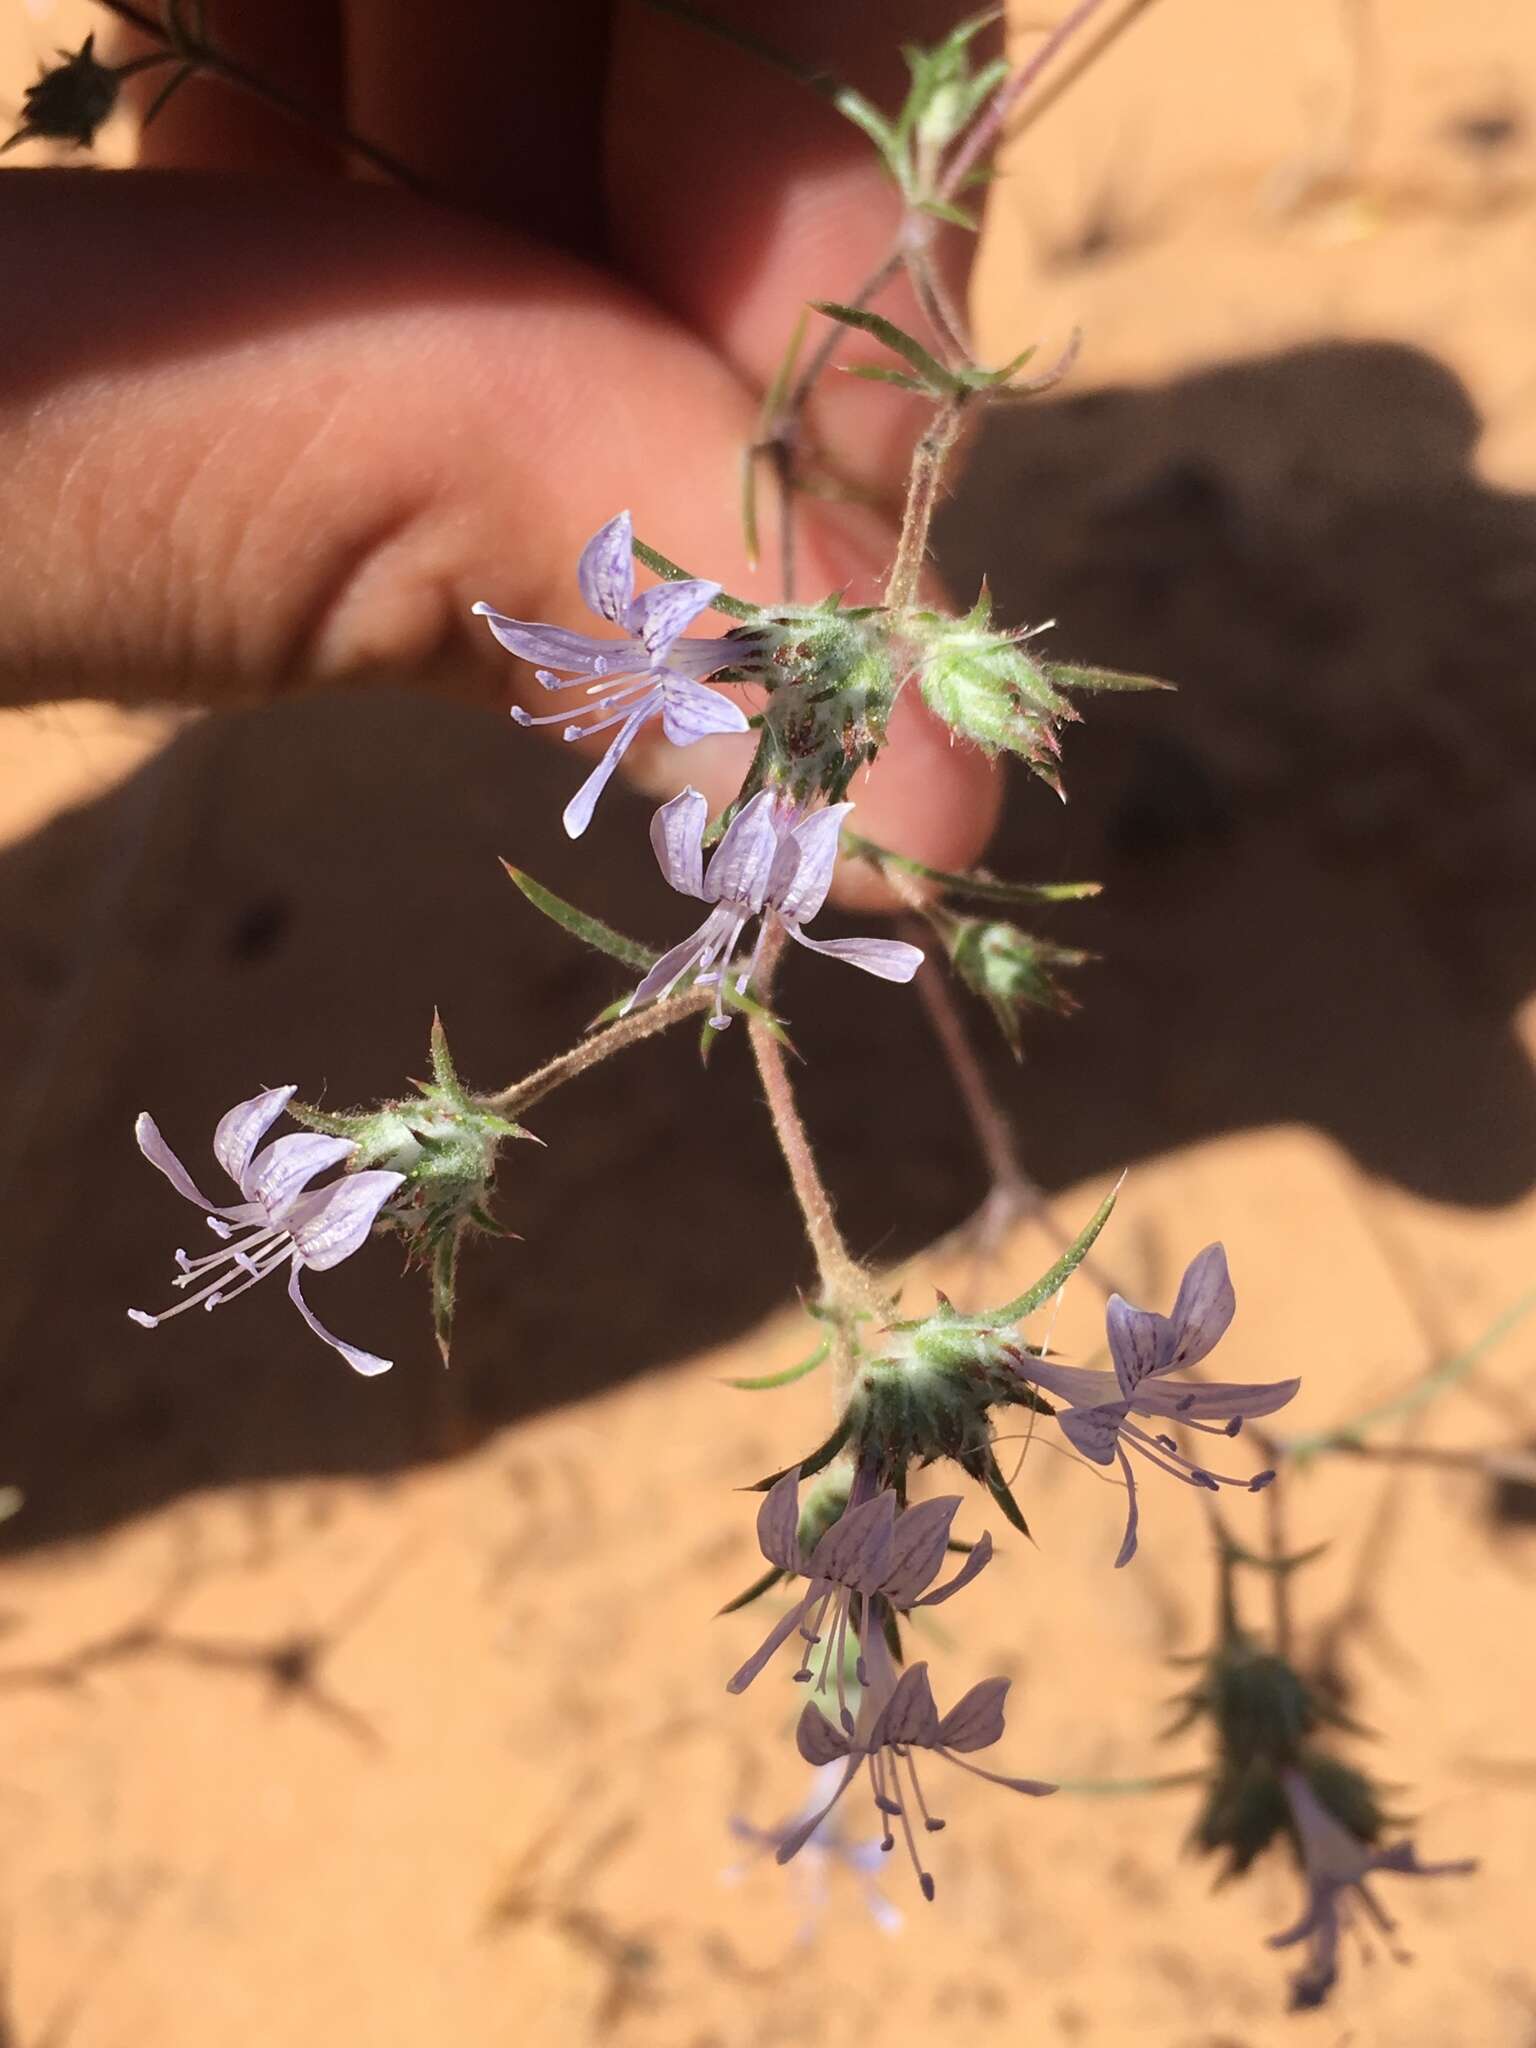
xmin=4 ymin=36 xmax=120 ymax=154
xmin=946 ymin=917 xmax=1090 ymax=1053
xmin=750 ymin=599 xmax=899 ymax=806
xmin=910 ymin=593 xmax=1076 ymax=785
xmin=293 ymin=1017 xmax=532 ymax=1361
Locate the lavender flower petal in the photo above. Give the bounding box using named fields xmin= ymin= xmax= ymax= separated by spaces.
xmin=878 ymin=1497 xmax=961 ymax=1607
xmin=777 ymin=1759 xmax=862 ymax=1862
xmin=703 ymin=790 xmax=780 ymax=911
xmin=806 ymin=1492 xmax=896 ymax=1589
xmin=577 ymin=510 xmax=635 ymax=625
xmin=872 ymin=1664 xmax=944 ymax=1749
xmin=214 ymin=1085 xmax=296 ymax=1190
xmin=472 ymin=608 xmax=633 ymax=677
xmin=562 ymin=700 xmax=657 ymax=840
xmin=1106 ymin=1294 xmax=1171 ymax=1395
xmin=794 ymin=1703 xmax=856 ymax=1771
xmin=631 ymin=576 xmax=723 ymax=658
xmin=287 ymin=1169 xmax=404 ymax=1271
xmin=243 ymin=1133 xmax=356 ymax=1222
xmin=911 ymin=1529 xmax=993 ymax=1609
xmin=624 ymin=914 xmax=723 ymax=1010
xmin=135 ymin=1111 xmax=220 ymax=1212
xmin=1017 ymin=1358 xmax=1120 ymax=1408
xmin=1166 ymin=1243 xmax=1236 ymax=1370
xmin=1112 ymin=1445 xmax=1140 ymax=1567
xmin=785 ymin=931 xmax=925 ymax=981
xmin=649 ymin=787 xmax=709 ymax=899
xmin=1056 ymin=1400 xmax=1128 ymax=1466
xmin=935 ymin=1675 xmax=1009 ymax=1752
xmin=755 ymin=1469 xmax=805 ymax=1574
xmin=286 ymin=1265 xmax=393 ymax=1377
xmin=658 ymin=679 xmax=750 ymax=747
xmin=1129 ymin=1374 xmax=1301 ymax=1423
xmin=725 ymin=1598 xmax=811 ymax=1696
xmin=775 ymin=804 xmax=853 ymax=925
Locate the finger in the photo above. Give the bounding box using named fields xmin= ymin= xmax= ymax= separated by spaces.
xmin=606 ymin=2 xmax=1003 ymax=511
xmin=0 ymin=170 xmax=998 ymax=872
xmin=114 ymin=0 xmax=346 ymax=176
xmin=339 ymin=0 xmax=611 ymax=248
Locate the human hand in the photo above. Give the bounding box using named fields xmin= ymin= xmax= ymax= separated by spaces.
xmin=0 ymin=1 xmax=1003 ymax=881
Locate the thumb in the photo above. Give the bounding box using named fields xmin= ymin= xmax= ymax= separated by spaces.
xmin=0 ymin=170 xmax=998 ymax=874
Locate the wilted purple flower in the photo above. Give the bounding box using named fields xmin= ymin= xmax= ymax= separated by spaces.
xmin=726 ymin=1761 xmax=902 ymax=1940
xmin=778 ymin=1662 xmax=1055 ymax=1901
xmin=727 ymin=1471 xmax=990 ymax=1725
xmin=627 ymin=788 xmax=924 ymax=1027
xmin=1016 ymin=1245 xmax=1299 ymax=1567
xmin=129 ymin=1087 xmax=404 ymax=1377
xmin=473 ymin=510 xmax=751 ymax=838
xmin=1270 ymin=1768 xmax=1475 ymax=2010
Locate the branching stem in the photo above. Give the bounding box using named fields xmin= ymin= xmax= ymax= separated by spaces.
xmin=747 ymin=931 xmax=881 ymax=1399
xmin=885 ymin=392 xmax=968 ymax=609
xmin=483 ymin=987 xmax=712 ymax=1118
xmin=94 ymin=0 xmax=440 ymax=198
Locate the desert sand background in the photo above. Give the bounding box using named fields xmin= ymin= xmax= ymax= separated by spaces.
xmin=2 ymin=1 xmax=1535 ymax=2042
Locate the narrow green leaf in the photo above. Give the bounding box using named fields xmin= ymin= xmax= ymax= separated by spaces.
xmin=832 ymin=85 xmax=898 ymax=161
xmin=630 ymin=537 xmax=758 ymax=620
xmin=501 ymin=863 xmax=657 ymax=971
xmin=717 ymin=1565 xmax=786 ymax=1616
xmin=978 ymin=1449 xmax=1032 ymax=1538
xmin=917 ymin=195 xmax=981 ymax=231
xmin=844 ymin=830 xmax=1100 ymax=905
xmin=739 ymin=442 xmax=761 ymax=571
xmin=751 ymin=1412 xmax=852 ymax=1491
xmin=961 ymin=341 xmax=1040 ymax=390
xmin=811 ymin=300 xmax=956 ymax=392
xmin=840 ymin=364 xmax=935 ymax=393
xmin=1050 ymin=661 xmax=1175 ymax=694
xmin=724 ymin=1340 xmax=831 ymax=1392
xmin=989 ymin=1178 xmax=1124 ymax=1323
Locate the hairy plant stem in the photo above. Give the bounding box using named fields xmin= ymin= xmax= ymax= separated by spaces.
xmin=747 ymin=930 xmax=880 ymax=1400
xmin=94 ymin=0 xmax=440 ymax=199
xmin=768 ymin=0 xmax=1139 ymax=598
xmin=482 ymin=986 xmax=712 ymax=1118
xmin=884 ymin=392 xmax=968 ymax=609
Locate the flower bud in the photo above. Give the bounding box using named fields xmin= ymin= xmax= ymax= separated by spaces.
xmin=946 ymin=917 xmax=1089 ymax=1051
xmin=911 ymin=594 xmax=1074 ymax=783
xmin=4 ymin=36 xmax=119 ymax=153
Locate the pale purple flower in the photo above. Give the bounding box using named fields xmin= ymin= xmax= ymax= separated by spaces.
xmin=1270 ymin=1768 xmax=1475 ymax=2010
xmin=626 ymin=787 xmax=924 ymax=1027
xmin=472 ymin=510 xmax=751 ymax=838
xmin=727 ymin=1471 xmax=991 ymax=1725
xmin=725 ymin=1761 xmax=903 ymax=1940
xmin=1016 ymin=1245 xmax=1299 ymax=1567
xmin=129 ymin=1087 xmax=404 ymax=1377
xmin=778 ymin=1662 xmax=1056 ymax=1901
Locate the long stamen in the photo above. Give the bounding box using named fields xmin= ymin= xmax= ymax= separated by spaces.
xmin=1123 ymin=1419 xmax=1272 ymax=1492
xmin=199 ymin=1244 xmax=295 ymax=1311
xmin=174 ymin=1224 xmax=282 ymax=1281
xmin=131 ymin=1237 xmax=294 ymax=1326
xmin=885 ymin=1746 xmax=936 ymax=1900
xmin=903 ymin=1750 xmax=945 ymax=1834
